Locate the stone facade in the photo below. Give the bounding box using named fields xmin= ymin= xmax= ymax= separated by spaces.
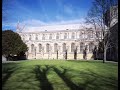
xmin=17 ymin=25 xmax=102 ymax=60
xmin=104 ymin=5 xmax=118 ymax=61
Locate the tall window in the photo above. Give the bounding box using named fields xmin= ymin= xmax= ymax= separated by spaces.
xmin=39 ymin=44 xmax=42 ymax=52
xmin=89 ymin=42 xmax=94 ymax=53
xmin=54 ymin=43 xmax=58 ymax=52
xmin=49 ymin=34 xmax=52 ymax=39
xmin=71 ymin=43 xmax=75 ymax=52
xmin=87 ymin=32 xmax=90 ymax=39
xmin=90 ymin=31 xmax=93 ymax=38
xmin=36 ymin=34 xmax=38 ymax=40
xmin=64 ymin=33 xmax=67 ymax=39
xmin=42 ymin=34 xmax=45 ymax=40
xmin=29 ymin=35 xmax=31 ymax=40
xmin=56 ymin=33 xmax=59 ymax=39
xmin=63 ymin=43 xmax=66 ymax=52
xmin=31 ymin=44 xmax=34 ymax=52
xmin=79 ymin=32 xmax=81 ymax=38
xmin=72 ymin=32 xmax=75 ymax=39
xmin=42 ymin=47 xmax=44 ymax=53
xmin=81 ymin=31 xmax=84 ymax=39
xmin=80 ymin=42 xmax=84 ymax=53
xmin=46 ymin=44 xmax=50 ymax=52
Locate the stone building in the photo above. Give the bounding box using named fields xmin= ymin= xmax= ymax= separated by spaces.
xmin=17 ymin=24 xmax=102 ymax=60
xmin=104 ymin=5 xmax=118 ymax=61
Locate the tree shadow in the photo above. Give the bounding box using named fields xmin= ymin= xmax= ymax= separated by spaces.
xmin=77 ymin=69 xmax=118 ymax=90
xmin=77 ymin=70 xmax=101 ymax=89
xmin=52 ymin=66 xmax=84 ymax=90
xmin=34 ymin=65 xmax=53 ymax=90
xmin=2 ymin=63 xmax=19 ymax=88
xmin=52 ymin=66 xmax=117 ymax=90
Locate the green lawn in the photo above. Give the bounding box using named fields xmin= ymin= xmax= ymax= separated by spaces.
xmin=2 ymin=60 xmax=118 ymax=90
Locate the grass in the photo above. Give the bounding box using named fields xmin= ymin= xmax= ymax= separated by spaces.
xmin=2 ymin=60 xmax=118 ymax=90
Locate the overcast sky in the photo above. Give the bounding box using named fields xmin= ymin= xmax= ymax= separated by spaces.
xmin=2 ymin=0 xmax=93 ymax=31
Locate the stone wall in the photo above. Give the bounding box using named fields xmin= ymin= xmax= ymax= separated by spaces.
xmin=18 ymin=29 xmax=102 ymax=60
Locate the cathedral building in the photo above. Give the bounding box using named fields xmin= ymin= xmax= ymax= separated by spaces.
xmin=17 ymin=24 xmax=102 ymax=60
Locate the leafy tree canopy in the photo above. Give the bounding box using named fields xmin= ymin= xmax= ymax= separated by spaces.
xmin=2 ymin=30 xmax=28 ymax=57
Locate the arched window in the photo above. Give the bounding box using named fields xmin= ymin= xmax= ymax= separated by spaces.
xmin=42 ymin=34 xmax=45 ymax=40
xmin=49 ymin=34 xmax=52 ymax=39
xmin=80 ymin=42 xmax=84 ymax=53
xmin=90 ymin=31 xmax=93 ymax=38
xmin=39 ymin=44 xmax=42 ymax=52
xmin=46 ymin=44 xmax=50 ymax=52
xmin=31 ymin=44 xmax=34 ymax=52
xmin=63 ymin=43 xmax=66 ymax=52
xmin=72 ymin=32 xmax=75 ymax=39
xmin=54 ymin=43 xmax=58 ymax=52
xmin=64 ymin=33 xmax=67 ymax=39
xmin=71 ymin=43 xmax=75 ymax=52
xmin=89 ymin=42 xmax=94 ymax=53
xmin=56 ymin=33 xmax=59 ymax=39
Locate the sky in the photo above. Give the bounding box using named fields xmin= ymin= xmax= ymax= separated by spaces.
xmin=2 ymin=0 xmax=94 ymax=31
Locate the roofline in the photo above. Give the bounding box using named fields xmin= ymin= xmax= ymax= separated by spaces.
xmin=17 ymin=29 xmax=85 ymax=34
xmin=16 ymin=28 xmax=103 ymax=34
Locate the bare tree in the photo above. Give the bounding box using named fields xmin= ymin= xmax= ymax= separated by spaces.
xmin=85 ymin=0 xmax=118 ymax=63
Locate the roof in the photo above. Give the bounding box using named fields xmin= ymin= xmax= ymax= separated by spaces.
xmin=17 ymin=23 xmax=93 ymax=33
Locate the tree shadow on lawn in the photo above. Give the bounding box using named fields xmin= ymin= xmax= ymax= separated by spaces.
xmin=34 ymin=65 xmax=53 ymax=90
xmin=76 ymin=69 xmax=118 ymax=90
xmin=33 ymin=65 xmax=117 ymax=90
xmin=2 ymin=63 xmax=20 ymax=88
xmin=52 ymin=66 xmax=84 ymax=90
xmin=52 ymin=66 xmax=117 ymax=90
xmin=2 ymin=63 xmax=117 ymax=90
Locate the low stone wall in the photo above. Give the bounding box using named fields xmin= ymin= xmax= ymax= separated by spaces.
xmin=27 ymin=53 xmax=93 ymax=60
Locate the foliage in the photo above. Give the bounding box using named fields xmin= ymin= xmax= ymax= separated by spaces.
xmin=2 ymin=30 xmax=28 ymax=58
xmin=2 ymin=60 xmax=118 ymax=90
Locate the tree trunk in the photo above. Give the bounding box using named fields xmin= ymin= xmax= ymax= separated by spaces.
xmin=57 ymin=50 xmax=58 ymax=59
xmin=103 ymin=45 xmax=107 ymax=63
